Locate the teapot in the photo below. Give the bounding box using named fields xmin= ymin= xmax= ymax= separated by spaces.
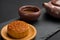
xmin=43 ymin=0 xmax=60 ymax=18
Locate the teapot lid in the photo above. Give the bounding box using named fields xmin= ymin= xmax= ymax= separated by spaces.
xmin=51 ymin=0 xmax=60 ymax=6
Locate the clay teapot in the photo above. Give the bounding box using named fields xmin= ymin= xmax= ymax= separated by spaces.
xmin=43 ymin=0 xmax=60 ymax=18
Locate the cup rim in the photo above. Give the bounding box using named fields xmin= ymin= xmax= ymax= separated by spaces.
xmin=18 ymin=5 xmax=41 ymax=14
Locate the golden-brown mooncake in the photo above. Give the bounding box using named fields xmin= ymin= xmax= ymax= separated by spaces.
xmin=7 ymin=20 xmax=29 ymax=39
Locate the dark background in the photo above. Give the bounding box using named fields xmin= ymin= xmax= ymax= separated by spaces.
xmin=0 ymin=0 xmax=49 ymax=23
xmin=0 ymin=0 xmax=60 ymax=40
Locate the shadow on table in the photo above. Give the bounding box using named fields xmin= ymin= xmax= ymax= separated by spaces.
xmin=43 ymin=12 xmax=60 ymax=23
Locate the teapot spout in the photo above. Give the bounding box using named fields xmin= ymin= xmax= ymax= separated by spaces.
xmin=43 ymin=3 xmax=52 ymax=9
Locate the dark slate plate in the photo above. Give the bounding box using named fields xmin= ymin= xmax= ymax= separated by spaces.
xmin=0 ymin=0 xmax=60 ymax=40
xmin=0 ymin=8 xmax=60 ymax=40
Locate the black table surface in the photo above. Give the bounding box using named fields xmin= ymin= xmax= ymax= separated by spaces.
xmin=0 ymin=0 xmax=60 ymax=40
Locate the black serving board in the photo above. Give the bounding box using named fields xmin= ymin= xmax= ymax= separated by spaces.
xmin=0 ymin=0 xmax=60 ymax=40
